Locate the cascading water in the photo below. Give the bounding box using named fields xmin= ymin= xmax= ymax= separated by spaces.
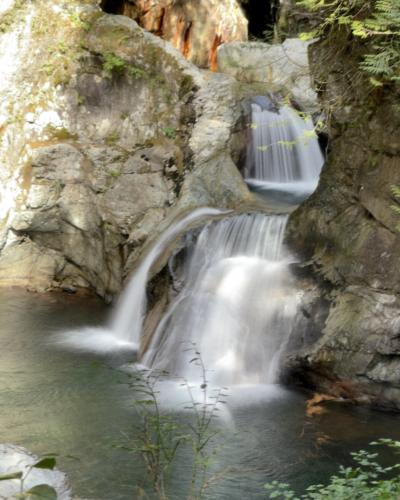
xmin=57 ymin=208 xmax=226 ymax=352
xmin=139 ymin=99 xmax=324 ymax=384
xmin=109 ymin=207 xmax=226 ymax=348
xmin=57 ymin=97 xmax=323 ymax=385
xmin=245 ymin=101 xmax=324 ymax=200
xmin=142 ymin=213 xmax=298 ymax=385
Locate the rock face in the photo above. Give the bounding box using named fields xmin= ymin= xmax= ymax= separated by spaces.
xmin=285 ymin=35 xmax=400 ymax=410
xmin=0 ymin=0 xmax=251 ymax=297
xmin=217 ymin=38 xmax=319 ymax=110
xmin=101 ymin=0 xmax=248 ymax=69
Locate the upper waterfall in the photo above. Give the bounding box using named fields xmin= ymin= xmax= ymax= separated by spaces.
xmin=245 ymin=102 xmax=324 ymax=199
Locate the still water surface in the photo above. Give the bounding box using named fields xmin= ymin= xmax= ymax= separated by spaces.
xmin=1 ymin=289 xmax=400 ymax=499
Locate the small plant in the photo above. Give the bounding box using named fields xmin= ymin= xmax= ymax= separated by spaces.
xmin=68 ymin=11 xmax=91 ymax=32
xmin=119 ymin=347 xmax=228 ymax=499
xmin=128 ymin=65 xmax=148 ymax=79
xmin=0 ymin=454 xmax=58 ymax=499
xmin=391 ymin=185 xmax=400 ymax=228
xmin=265 ymin=439 xmax=400 ymax=499
xmin=163 ymin=127 xmax=177 ymax=140
xmin=102 ymin=52 xmax=126 ymax=78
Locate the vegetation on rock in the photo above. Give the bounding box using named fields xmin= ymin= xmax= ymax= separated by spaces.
xmin=265 ymin=439 xmax=400 ymax=499
xmin=296 ymin=0 xmax=400 ymax=85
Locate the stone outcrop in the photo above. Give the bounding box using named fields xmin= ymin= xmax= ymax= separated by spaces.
xmin=101 ymin=0 xmax=248 ymax=69
xmin=0 ymin=0 xmax=251 ymax=298
xmin=217 ymin=38 xmax=319 ymax=111
xmin=284 ymin=34 xmax=400 ymax=410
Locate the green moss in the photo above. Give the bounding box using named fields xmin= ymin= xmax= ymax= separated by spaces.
xmin=109 ymin=170 xmax=121 ymax=178
xmin=45 ymin=125 xmax=77 ymax=141
xmin=0 ymin=0 xmax=26 ymax=34
xmin=163 ymin=127 xmax=177 ymax=140
xmin=105 ymin=131 xmax=120 ymax=145
xmin=102 ymin=52 xmax=126 ymax=78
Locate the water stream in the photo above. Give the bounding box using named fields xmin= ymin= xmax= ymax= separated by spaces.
xmin=141 ymin=99 xmax=323 ymax=385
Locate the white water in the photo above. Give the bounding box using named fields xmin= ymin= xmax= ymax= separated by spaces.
xmin=56 ymin=208 xmax=225 ymax=353
xmin=139 ymin=101 xmax=325 ymax=384
xmin=142 ymin=213 xmax=299 ymax=385
xmin=109 ymin=207 xmax=226 ymax=347
xmin=246 ymin=103 xmax=324 ymax=196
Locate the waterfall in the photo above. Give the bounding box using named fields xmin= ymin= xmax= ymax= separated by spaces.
xmin=56 ymin=208 xmax=226 ymax=353
xmin=246 ymin=103 xmax=324 ymax=198
xmin=142 ymin=213 xmax=298 ymax=385
xmin=109 ymin=207 xmax=226 ymax=348
xmin=139 ymin=100 xmax=324 ymax=384
xmin=57 ymin=97 xmax=322 ymax=381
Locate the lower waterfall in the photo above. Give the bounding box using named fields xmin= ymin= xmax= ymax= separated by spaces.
xmin=142 ymin=213 xmax=298 ymax=385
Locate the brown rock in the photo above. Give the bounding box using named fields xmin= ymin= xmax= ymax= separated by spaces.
xmin=101 ymin=0 xmax=248 ymax=68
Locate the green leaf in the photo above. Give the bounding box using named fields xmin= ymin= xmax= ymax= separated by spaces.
xmin=32 ymin=458 xmax=56 ymax=470
xmin=22 ymin=484 xmax=57 ymax=500
xmin=0 ymin=471 xmax=23 ymax=480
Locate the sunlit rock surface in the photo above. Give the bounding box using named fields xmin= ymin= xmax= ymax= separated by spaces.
xmin=0 ymin=0 xmax=250 ymax=297
xmin=101 ymin=0 xmax=248 ymax=69
xmin=0 ymin=444 xmax=71 ymax=500
xmin=217 ymin=38 xmax=318 ymax=110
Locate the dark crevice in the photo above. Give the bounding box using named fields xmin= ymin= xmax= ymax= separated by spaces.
xmin=156 ymin=7 xmax=166 ymax=36
xmin=182 ymin=21 xmax=192 ymax=59
xmin=100 ymin=0 xmax=125 ymax=15
xmin=240 ymin=0 xmax=279 ymax=39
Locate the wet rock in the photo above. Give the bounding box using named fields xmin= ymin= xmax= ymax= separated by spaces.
xmin=285 ymin=33 xmax=400 ymax=409
xmin=217 ymin=38 xmax=319 ymax=110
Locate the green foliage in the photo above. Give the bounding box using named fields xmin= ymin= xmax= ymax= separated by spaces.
xmin=296 ymin=0 xmax=400 ymax=83
xmin=265 ymin=439 xmax=400 ymax=499
xmin=102 ymin=52 xmax=126 ymax=77
xmin=0 ymin=454 xmax=58 ymax=499
xmin=102 ymin=52 xmax=150 ymax=82
xmin=128 ymin=65 xmax=149 ymax=79
xmin=163 ymin=127 xmax=177 ymax=140
xmin=120 ymin=347 xmax=228 ymax=499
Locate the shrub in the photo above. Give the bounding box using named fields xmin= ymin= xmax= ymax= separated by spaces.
xmin=265 ymin=439 xmax=400 ymax=499
xmin=296 ymin=0 xmax=400 ymax=85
